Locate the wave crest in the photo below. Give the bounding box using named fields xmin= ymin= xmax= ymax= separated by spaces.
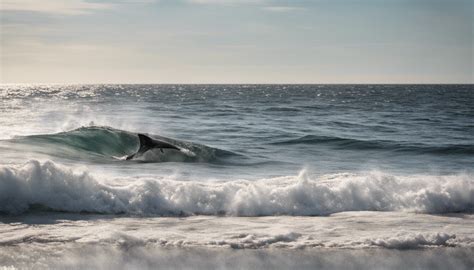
xmin=10 ymin=126 xmax=236 ymax=163
xmin=0 ymin=160 xmax=473 ymax=216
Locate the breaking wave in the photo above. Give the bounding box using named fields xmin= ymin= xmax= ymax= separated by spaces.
xmin=0 ymin=160 xmax=472 ymax=216
xmin=8 ymin=126 xmax=237 ymax=163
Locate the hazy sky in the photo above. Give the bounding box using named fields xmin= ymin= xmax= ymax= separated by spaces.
xmin=1 ymin=0 xmax=472 ymax=83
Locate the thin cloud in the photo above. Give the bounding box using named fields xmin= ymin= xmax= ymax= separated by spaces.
xmin=0 ymin=0 xmax=113 ymax=15
xmin=186 ymin=0 xmax=265 ymax=5
xmin=262 ymin=6 xmax=305 ymax=12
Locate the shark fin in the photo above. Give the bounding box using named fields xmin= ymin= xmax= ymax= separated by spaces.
xmin=137 ymin=133 xmax=155 ymax=154
xmin=126 ymin=133 xmax=180 ymax=160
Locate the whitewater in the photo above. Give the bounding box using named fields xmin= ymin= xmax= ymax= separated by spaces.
xmin=1 ymin=160 xmax=472 ymax=215
xmin=0 ymin=84 xmax=473 ymax=269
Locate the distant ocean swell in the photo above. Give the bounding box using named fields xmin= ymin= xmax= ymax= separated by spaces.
xmin=272 ymin=135 xmax=474 ymax=155
xmin=1 ymin=160 xmax=472 ymax=216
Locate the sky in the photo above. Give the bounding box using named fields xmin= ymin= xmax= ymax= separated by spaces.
xmin=0 ymin=0 xmax=472 ymax=83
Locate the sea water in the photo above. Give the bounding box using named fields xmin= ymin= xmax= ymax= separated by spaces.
xmin=0 ymin=84 xmax=473 ymax=269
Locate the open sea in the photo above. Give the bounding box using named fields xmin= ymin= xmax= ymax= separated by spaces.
xmin=0 ymin=84 xmax=473 ymax=269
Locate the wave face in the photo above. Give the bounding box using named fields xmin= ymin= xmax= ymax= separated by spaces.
xmin=10 ymin=126 xmax=236 ymax=163
xmin=1 ymin=160 xmax=472 ymax=216
xmin=271 ymin=135 xmax=474 ymax=155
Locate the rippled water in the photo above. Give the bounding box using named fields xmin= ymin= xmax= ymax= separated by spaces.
xmin=1 ymin=84 xmax=473 ymax=176
xmin=0 ymin=84 xmax=473 ymax=269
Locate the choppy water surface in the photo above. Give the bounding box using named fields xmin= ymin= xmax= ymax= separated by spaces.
xmin=0 ymin=84 xmax=473 ymax=269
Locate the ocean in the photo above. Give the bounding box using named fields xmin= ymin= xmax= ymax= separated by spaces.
xmin=0 ymin=84 xmax=473 ymax=269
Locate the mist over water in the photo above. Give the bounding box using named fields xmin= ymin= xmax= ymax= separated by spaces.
xmin=0 ymin=84 xmax=473 ymax=269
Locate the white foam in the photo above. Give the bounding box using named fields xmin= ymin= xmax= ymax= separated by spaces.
xmin=210 ymin=232 xmax=302 ymax=249
xmin=369 ymin=233 xmax=456 ymax=249
xmin=179 ymin=148 xmax=196 ymax=157
xmin=2 ymin=212 xmax=473 ymax=250
xmin=0 ymin=160 xmax=473 ymax=215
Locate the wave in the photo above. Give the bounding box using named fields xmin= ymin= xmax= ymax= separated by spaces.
xmin=214 ymin=232 xmax=460 ymax=250
xmin=0 ymin=160 xmax=472 ymax=216
xmin=8 ymin=126 xmax=237 ymax=163
xmin=271 ymin=135 xmax=474 ymax=155
xmin=369 ymin=233 xmax=456 ymax=249
xmin=263 ymin=106 xmax=301 ymax=112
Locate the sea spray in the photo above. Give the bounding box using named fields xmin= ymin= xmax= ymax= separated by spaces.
xmin=1 ymin=160 xmax=472 ymax=216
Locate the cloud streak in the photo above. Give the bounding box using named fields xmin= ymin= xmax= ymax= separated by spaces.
xmin=262 ymin=6 xmax=305 ymax=12
xmin=0 ymin=0 xmax=113 ymax=15
xmin=186 ymin=0 xmax=265 ymax=5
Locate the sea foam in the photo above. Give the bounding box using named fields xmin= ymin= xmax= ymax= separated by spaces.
xmin=0 ymin=160 xmax=473 ymax=215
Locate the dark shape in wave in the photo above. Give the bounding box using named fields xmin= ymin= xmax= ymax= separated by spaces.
xmin=271 ymin=135 xmax=474 ymax=155
xmin=263 ymin=106 xmax=301 ymax=112
xmin=10 ymin=126 xmax=238 ymax=163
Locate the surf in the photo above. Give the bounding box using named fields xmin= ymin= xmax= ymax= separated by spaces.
xmin=1 ymin=160 xmax=472 ymax=216
xmin=6 ymin=126 xmax=238 ymax=164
